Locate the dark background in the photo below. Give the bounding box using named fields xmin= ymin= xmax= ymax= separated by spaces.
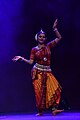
xmin=0 ymin=0 xmax=80 ymax=114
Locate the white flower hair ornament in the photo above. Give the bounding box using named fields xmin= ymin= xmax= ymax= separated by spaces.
xmin=35 ymin=33 xmax=38 ymax=41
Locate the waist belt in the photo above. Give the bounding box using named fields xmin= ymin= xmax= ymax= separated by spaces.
xmin=33 ymin=63 xmax=51 ymax=72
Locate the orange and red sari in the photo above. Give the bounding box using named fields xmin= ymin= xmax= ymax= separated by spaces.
xmin=30 ymin=41 xmax=62 ymax=111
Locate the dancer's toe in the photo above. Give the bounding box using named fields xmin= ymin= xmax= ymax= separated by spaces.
xmin=36 ymin=113 xmax=43 ymax=116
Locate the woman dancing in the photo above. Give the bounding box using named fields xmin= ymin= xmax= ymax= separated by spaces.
xmin=12 ymin=19 xmax=64 ymax=116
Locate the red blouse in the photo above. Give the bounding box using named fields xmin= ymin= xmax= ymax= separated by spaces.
xmin=30 ymin=40 xmax=57 ymax=66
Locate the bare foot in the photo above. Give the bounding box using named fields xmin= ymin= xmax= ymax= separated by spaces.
xmin=52 ymin=109 xmax=64 ymax=116
xmin=36 ymin=113 xmax=43 ymax=116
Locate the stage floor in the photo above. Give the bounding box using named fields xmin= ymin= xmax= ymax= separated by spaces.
xmin=0 ymin=112 xmax=80 ymax=120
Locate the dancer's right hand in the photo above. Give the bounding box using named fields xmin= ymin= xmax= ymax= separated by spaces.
xmin=12 ymin=56 xmax=23 ymax=62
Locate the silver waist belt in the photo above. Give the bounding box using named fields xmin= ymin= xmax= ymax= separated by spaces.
xmin=33 ymin=63 xmax=51 ymax=72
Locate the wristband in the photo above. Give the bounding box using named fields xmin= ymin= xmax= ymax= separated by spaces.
xmin=53 ymin=28 xmax=57 ymax=31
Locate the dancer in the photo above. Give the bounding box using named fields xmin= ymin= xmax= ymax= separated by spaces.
xmin=12 ymin=19 xmax=64 ymax=116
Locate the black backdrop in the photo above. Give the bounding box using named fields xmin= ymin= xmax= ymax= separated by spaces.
xmin=0 ymin=0 xmax=80 ymax=113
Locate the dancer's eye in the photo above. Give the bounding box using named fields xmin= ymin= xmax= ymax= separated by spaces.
xmin=39 ymin=36 xmax=45 ymax=38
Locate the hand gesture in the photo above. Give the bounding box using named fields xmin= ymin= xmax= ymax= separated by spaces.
xmin=12 ymin=56 xmax=23 ymax=62
xmin=53 ymin=19 xmax=58 ymax=29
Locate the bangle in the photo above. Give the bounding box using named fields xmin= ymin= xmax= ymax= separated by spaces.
xmin=21 ymin=57 xmax=25 ymax=61
xmin=53 ymin=28 xmax=57 ymax=31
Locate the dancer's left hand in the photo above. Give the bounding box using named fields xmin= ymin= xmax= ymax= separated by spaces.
xmin=53 ymin=19 xmax=58 ymax=29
